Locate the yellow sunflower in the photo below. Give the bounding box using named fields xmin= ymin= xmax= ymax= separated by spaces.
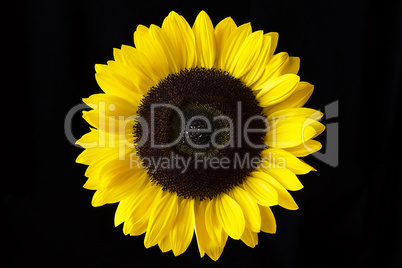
xmin=76 ymin=10 xmax=325 ymax=261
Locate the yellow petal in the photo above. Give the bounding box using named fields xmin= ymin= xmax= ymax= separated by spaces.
xmin=81 ymin=109 xmax=135 ymax=153
xmin=82 ymin=175 xmax=100 ymax=190
xmin=242 ymin=33 xmax=273 ymax=86
xmin=193 ymin=200 xmax=226 ymax=261
xmin=77 ymin=151 xmax=120 ymax=191
xmin=265 ymin=117 xmax=318 ymax=148
xmin=263 ymin=81 xmax=314 ymax=114
xmin=260 ymin=166 xmax=303 ymax=191
xmin=261 ymin=147 xmax=316 ymax=174
xmin=149 ymin=24 xmax=180 ymax=73
xmin=75 ymin=127 xmax=98 ymax=149
xmin=94 ymin=160 xmax=145 ymax=206
xmin=206 ymin=240 xmax=226 ymax=261
xmin=243 ymin=176 xmax=278 ymax=206
xmin=192 ymin=11 xmax=216 ymax=68
xmin=144 ymin=189 xmax=179 ymax=248
xmin=83 ymin=93 xmax=138 ymax=119
xmin=252 ymin=52 xmax=290 ymax=90
xmin=170 ymin=198 xmax=195 ymax=256
xmin=81 ymin=149 xmax=117 ymax=186
xmin=100 ymin=169 xmax=148 ymax=205
xmin=114 ymin=179 xmax=151 ymax=228
xmin=284 ymin=140 xmax=323 ymax=157
xmin=108 ymin=50 xmax=140 ymax=84
xmin=268 ymin=108 xmax=323 ymax=121
xmin=229 ymin=30 xmax=263 ymax=78
xmin=96 ymin=156 xmax=132 ymax=187
xmin=120 ymin=45 xmax=160 ymax=89
xmin=251 ymin=171 xmax=299 ymax=210
xmin=230 ymin=187 xmax=261 ymax=232
xmin=205 ymin=198 xmax=225 ymax=246
xmin=91 ymin=188 xmax=106 ymax=207
xmin=114 ymin=193 xmax=137 ymax=227
xmin=312 ymin=121 xmax=326 ymax=138
xmin=193 ymin=200 xmax=208 ymax=258
xmin=76 ymin=147 xmax=99 ymax=165
xmin=162 ymin=11 xmax=196 ymax=69
xmin=158 ymin=235 xmax=172 ymax=253
xmin=281 ymin=56 xmax=300 ymax=75
xmin=214 ymin=17 xmax=237 ymax=63
xmin=259 ymin=205 xmax=276 ymax=233
xmin=107 ymin=58 xmax=142 ymax=95
xmin=219 ymin=22 xmax=252 ymax=71
xmin=268 ymin=108 xmax=325 ymax=143
xmin=240 ymin=227 xmax=258 ymax=248
xmin=81 ymin=110 xmax=101 ymax=130
xmin=95 ymin=72 xmax=139 ymax=104
xmin=113 ymin=47 xmax=124 ymax=62
xmin=133 ymin=25 xmax=170 ymax=81
xmin=215 ymin=193 xmax=245 ymax=240
xmin=266 ymin=32 xmax=279 ymax=58
xmin=256 ymin=74 xmax=300 ymax=107
xmin=94 ymin=63 xmax=108 ymax=73
xmin=122 ymin=182 xmax=158 ymax=236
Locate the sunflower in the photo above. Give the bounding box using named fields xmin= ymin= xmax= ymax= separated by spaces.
xmin=76 ymin=11 xmax=325 ymax=261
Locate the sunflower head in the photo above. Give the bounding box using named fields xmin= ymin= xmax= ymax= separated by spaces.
xmin=76 ymin=10 xmax=325 ymax=261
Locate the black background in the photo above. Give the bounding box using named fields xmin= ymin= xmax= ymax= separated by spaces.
xmin=3 ymin=0 xmax=401 ymax=267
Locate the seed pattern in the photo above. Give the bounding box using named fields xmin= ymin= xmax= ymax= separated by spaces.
xmin=134 ymin=68 xmax=266 ymax=199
